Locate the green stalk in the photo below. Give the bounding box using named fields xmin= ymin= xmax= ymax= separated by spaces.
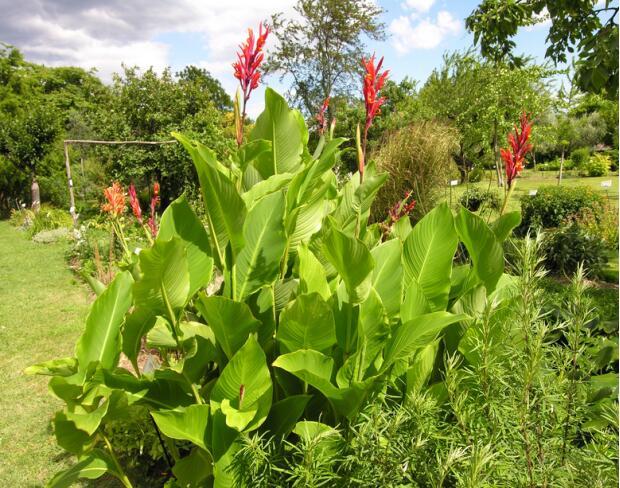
xmin=499 ymin=180 xmax=516 ymax=216
xmin=102 ymin=434 xmax=134 ymax=488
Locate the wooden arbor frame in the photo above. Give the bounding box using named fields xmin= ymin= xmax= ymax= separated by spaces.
xmin=63 ymin=139 xmax=176 ymax=226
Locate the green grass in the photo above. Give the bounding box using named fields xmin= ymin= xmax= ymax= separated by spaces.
xmin=0 ymin=221 xmax=91 ymax=486
xmin=447 ymin=169 xmax=619 ymax=212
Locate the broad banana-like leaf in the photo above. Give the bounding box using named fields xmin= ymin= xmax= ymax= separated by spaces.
xmin=47 ymin=449 xmax=118 ymax=488
xmin=455 ymin=207 xmax=503 ymax=292
xmin=25 ymin=357 xmax=77 ymax=377
xmin=273 ymin=349 xmax=375 ymax=418
xmin=173 ymin=132 xmax=246 ymax=266
xmin=263 ymin=395 xmax=311 ymax=438
xmin=234 ymin=190 xmax=287 ymax=300
xmin=211 ymin=336 xmax=272 ymax=433
xmin=172 ymin=447 xmax=213 ymax=487
xmin=371 ymin=239 xmax=403 ymax=317
xmin=75 ymin=271 xmax=133 ymax=377
xmin=277 ymin=293 xmax=336 ymax=353
xmin=293 ymin=421 xmax=343 ymax=458
xmin=241 ymin=173 xmax=293 ymax=207
xmin=297 ymin=243 xmax=330 ymax=300
xmin=321 ymin=223 xmax=374 ymax=304
xmin=53 ymin=411 xmax=94 ymax=455
xmin=134 ymin=238 xmax=189 ymax=323
xmin=402 ymin=203 xmax=458 ymax=311
xmin=383 ymin=312 xmax=468 ymax=368
xmin=151 ymin=404 xmax=211 ymax=451
xmin=250 ymin=88 xmax=304 ymax=175
xmin=122 ymin=307 xmax=156 ymax=374
xmin=158 ymin=195 xmax=213 ymax=297
xmin=196 ymin=294 xmax=261 ymax=360
xmin=491 ymin=211 xmax=521 ymax=242
xmin=406 ymin=340 xmax=439 ymax=395
xmin=401 ymin=280 xmax=430 ymax=323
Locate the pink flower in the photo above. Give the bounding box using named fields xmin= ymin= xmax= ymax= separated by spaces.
xmin=102 ymin=182 xmax=126 ymax=217
xmin=233 ymin=23 xmax=269 ymax=106
xmin=501 ymin=112 xmax=533 ymax=187
xmin=128 ymin=184 xmax=142 ymax=224
xmin=316 ymin=97 xmax=330 ymax=135
xmin=147 ymin=182 xmax=160 ymax=238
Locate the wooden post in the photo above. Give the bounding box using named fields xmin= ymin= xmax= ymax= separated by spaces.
xmin=64 ymin=142 xmax=78 ymax=227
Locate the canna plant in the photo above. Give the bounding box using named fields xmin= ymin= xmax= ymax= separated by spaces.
xmin=28 ymin=32 xmax=522 ymax=488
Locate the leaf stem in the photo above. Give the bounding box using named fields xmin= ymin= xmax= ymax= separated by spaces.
xmin=102 ymin=433 xmax=134 ymax=488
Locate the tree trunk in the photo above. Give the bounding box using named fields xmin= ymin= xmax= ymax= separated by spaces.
xmin=493 ymin=119 xmax=504 ymax=187
xmin=31 ymin=175 xmax=40 ymax=213
xmin=558 ymin=148 xmax=565 ymax=185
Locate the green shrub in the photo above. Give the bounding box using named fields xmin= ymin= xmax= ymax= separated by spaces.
xmin=570 ymin=147 xmax=591 ymax=168
xmin=519 ymin=185 xmax=604 ymax=233
xmin=9 ymin=204 xmax=73 ymax=237
xmin=467 ymin=166 xmax=485 ymax=183
xmin=581 ymin=153 xmax=611 ymax=177
xmin=537 ymin=157 xmax=573 ymax=172
xmin=544 ymin=223 xmax=608 ymax=276
xmin=373 ymin=120 xmax=459 ymax=221
xmin=458 ymin=187 xmax=500 ymax=212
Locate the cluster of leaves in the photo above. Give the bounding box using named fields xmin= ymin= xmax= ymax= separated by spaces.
xmin=459 ymin=187 xmax=501 ymax=213
xmin=28 ymin=88 xmax=523 ymax=487
xmin=230 ymin=239 xmax=619 ymax=487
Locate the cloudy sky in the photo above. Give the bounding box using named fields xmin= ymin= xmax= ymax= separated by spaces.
xmin=0 ymin=0 xmax=562 ymax=115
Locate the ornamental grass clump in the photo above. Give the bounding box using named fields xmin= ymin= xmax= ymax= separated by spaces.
xmin=29 ymin=25 xmax=537 ymax=488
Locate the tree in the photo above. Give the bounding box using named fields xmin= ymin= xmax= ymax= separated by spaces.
xmin=419 ymin=52 xmax=552 ymax=184
xmin=176 ymin=65 xmax=232 ymax=112
xmin=266 ymin=0 xmax=386 ymax=116
xmin=466 ymin=0 xmax=619 ymax=99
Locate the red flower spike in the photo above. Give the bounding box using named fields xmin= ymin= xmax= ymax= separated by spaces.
xmin=362 ymin=54 xmax=389 ymax=134
xmin=388 ymin=190 xmax=415 ymax=223
xmin=233 ymin=23 xmax=269 ymax=107
xmin=102 ymin=182 xmax=126 ymax=217
xmin=128 ymin=184 xmax=142 ymax=224
xmin=501 ymin=112 xmax=533 ymax=188
xmin=316 ymin=97 xmax=330 ymax=135
xmin=148 ymin=182 xmax=160 ymax=238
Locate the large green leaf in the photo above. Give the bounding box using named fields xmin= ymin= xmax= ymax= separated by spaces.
xmin=455 ymin=207 xmax=503 ymax=292
xmin=402 ymin=203 xmax=457 ymax=311
xmin=25 ymin=357 xmax=77 ymax=377
xmin=173 ymin=132 xmax=246 ymax=266
xmin=371 ymin=239 xmax=403 ymax=317
xmin=234 ymin=190 xmax=287 ymax=300
xmin=491 ymin=211 xmax=521 ymax=242
xmin=134 ymin=238 xmax=189 ymax=323
xmin=277 ymin=293 xmax=336 ymax=353
xmin=297 ymin=243 xmax=330 ymax=300
xmin=321 ymin=223 xmax=375 ymax=304
xmin=250 ymin=88 xmax=304 ymax=175
xmin=158 ymin=195 xmax=214 ymax=297
xmin=172 ymin=448 xmax=213 ymax=487
xmin=151 ymin=404 xmax=211 ymax=451
xmin=383 ymin=312 xmax=467 ymax=367
xmin=401 ymin=280 xmax=430 ymax=322
xmin=121 ymin=307 xmax=156 ymax=374
xmin=75 ymin=271 xmax=133 ymax=376
xmin=195 ymin=294 xmax=261 ymax=360
xmin=406 ymin=340 xmax=439 ymax=395
xmin=273 ymin=349 xmax=375 ymax=418
xmin=241 ymin=173 xmax=293 ymax=208
xmin=263 ymin=395 xmax=311 ymax=438
xmin=47 ymin=449 xmax=117 ymax=488
xmin=211 ymin=336 xmax=272 ymax=432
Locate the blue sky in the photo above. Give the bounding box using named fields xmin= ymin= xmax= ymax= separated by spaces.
xmin=1 ymin=0 xmax=599 ymax=116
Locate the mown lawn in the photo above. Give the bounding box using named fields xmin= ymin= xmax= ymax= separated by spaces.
xmin=0 ymin=221 xmax=91 ymax=486
xmin=447 ymin=169 xmax=619 ymax=212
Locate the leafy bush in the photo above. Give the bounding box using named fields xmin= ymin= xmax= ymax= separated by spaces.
xmin=27 ymin=89 xmax=522 ymax=487
xmin=458 ymin=187 xmax=500 ymax=212
xmin=467 ymin=166 xmax=485 ymax=183
xmin=9 ymin=204 xmax=73 ymax=237
xmin=544 ymin=223 xmax=608 ymax=275
xmin=536 ymin=157 xmax=573 ymax=172
xmin=373 ymin=120 xmax=459 ymax=221
xmin=519 ymin=185 xmax=604 ymax=233
xmin=581 ymin=153 xmax=611 ymax=177
xmin=566 ymin=202 xmax=619 ymax=250
xmin=570 ymin=147 xmax=591 ymax=168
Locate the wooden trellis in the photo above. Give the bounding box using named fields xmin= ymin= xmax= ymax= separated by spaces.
xmin=63 ymin=139 xmax=177 ymax=226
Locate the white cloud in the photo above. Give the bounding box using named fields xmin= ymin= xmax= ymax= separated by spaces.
xmin=390 ymin=10 xmax=462 ymax=53
xmin=402 ymin=0 xmax=435 ymax=13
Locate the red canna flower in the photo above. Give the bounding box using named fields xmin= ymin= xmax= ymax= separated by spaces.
xmin=147 ymin=182 xmax=160 ymax=238
xmin=102 ymin=182 xmax=126 ymax=217
xmin=233 ymin=23 xmax=269 ymax=108
xmin=500 ymin=112 xmax=533 ymax=188
xmin=388 ymin=190 xmax=416 ymax=223
xmin=128 ymin=184 xmax=142 ymax=224
xmin=316 ymin=97 xmax=330 ymax=135
xmin=362 ymin=54 xmax=389 ymax=135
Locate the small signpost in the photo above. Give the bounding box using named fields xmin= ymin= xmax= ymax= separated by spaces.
xmin=601 ymin=180 xmax=612 ymax=202
xmin=529 ymin=189 xmax=538 ymax=196
xmin=449 ymin=180 xmax=459 ymax=206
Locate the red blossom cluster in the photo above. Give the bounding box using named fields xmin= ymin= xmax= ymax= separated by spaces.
xmin=128 ymin=184 xmax=142 ymax=224
xmin=362 ymin=54 xmax=389 ymax=134
xmin=102 ymin=182 xmax=126 ymax=217
xmin=148 ymin=182 xmax=160 ymax=238
xmin=233 ymin=23 xmax=269 ymax=106
xmin=500 ymin=112 xmax=533 ymax=188
xmin=388 ymin=190 xmax=416 ymax=223
xmin=316 ymin=97 xmax=330 ymax=135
